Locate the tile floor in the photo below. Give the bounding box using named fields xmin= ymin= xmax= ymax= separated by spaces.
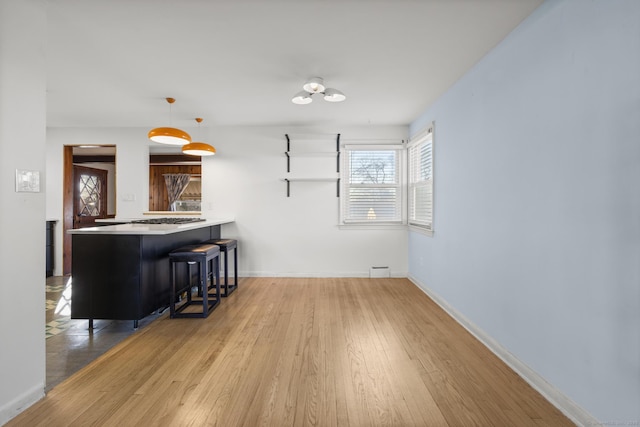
xmin=45 ymin=276 xmax=163 ymax=391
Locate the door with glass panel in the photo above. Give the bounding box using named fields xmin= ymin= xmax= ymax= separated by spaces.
xmin=73 ymin=165 xmax=108 ymax=228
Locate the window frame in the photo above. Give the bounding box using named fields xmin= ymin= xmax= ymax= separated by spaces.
xmin=407 ymin=124 xmax=434 ymax=236
xmin=339 ymin=144 xmax=406 ymax=227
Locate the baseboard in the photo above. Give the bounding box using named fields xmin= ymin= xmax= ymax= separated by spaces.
xmin=0 ymin=383 xmax=44 ymax=426
xmin=407 ymin=275 xmax=599 ymax=427
xmin=239 ymin=271 xmax=407 ymax=278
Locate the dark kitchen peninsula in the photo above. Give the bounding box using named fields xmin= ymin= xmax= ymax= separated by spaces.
xmin=68 ymin=218 xmax=234 ymax=328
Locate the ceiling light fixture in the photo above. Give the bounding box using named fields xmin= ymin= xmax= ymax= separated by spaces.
xmin=148 ymin=98 xmax=192 ymax=145
xmin=302 ymin=77 xmax=325 ymax=94
xmin=182 ymin=118 xmax=216 ymax=156
xmin=292 ymin=77 xmax=346 ymax=105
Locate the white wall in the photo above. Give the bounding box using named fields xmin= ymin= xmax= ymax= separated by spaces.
xmin=202 ymin=125 xmax=408 ymax=277
xmin=47 ymin=125 xmax=408 ymax=277
xmin=0 ymin=0 xmax=47 ymax=423
xmin=408 ymin=0 xmax=640 ymax=423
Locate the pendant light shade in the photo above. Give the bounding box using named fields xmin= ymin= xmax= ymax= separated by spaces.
xmin=323 ymin=88 xmax=346 ymax=102
xmin=148 ymin=127 xmax=192 ymax=145
xmin=292 ymin=90 xmax=313 ymax=105
xmin=182 ymin=142 xmax=216 ymax=156
xmin=148 ymin=98 xmax=192 ymax=146
xmin=182 ymin=118 xmax=216 ymax=156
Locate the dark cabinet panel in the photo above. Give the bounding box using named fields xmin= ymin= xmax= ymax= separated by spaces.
xmin=71 ymin=225 xmax=220 ymax=323
xmin=46 ymin=221 xmax=55 ymax=277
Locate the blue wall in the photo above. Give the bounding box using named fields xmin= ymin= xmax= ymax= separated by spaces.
xmin=409 ymin=0 xmax=640 ymax=422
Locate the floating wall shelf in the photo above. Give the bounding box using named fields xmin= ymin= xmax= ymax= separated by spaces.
xmin=283 ymin=178 xmax=340 ymax=197
xmin=282 ymin=133 xmax=341 ymax=197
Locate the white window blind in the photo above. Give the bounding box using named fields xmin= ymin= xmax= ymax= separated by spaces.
xmin=341 ymin=147 xmax=402 ymax=224
xmin=408 ymin=125 xmax=433 ymax=231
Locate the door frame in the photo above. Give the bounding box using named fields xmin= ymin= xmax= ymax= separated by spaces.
xmin=63 ymin=146 xmax=73 ymax=275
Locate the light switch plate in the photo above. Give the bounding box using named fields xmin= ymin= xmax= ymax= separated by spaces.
xmin=15 ymin=169 xmax=40 ymax=192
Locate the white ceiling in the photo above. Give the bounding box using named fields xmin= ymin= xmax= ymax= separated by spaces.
xmin=46 ymin=0 xmax=543 ymax=130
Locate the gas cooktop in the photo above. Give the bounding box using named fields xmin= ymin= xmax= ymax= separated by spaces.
xmin=130 ymin=217 xmax=205 ymax=225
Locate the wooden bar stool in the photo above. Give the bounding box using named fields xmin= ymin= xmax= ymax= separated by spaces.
xmin=169 ymin=243 xmax=220 ymax=318
xmin=205 ymin=239 xmax=238 ymax=297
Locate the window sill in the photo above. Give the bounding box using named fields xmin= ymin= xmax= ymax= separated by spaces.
xmin=408 ymin=224 xmax=433 ymax=236
xmin=339 ymin=222 xmax=407 ymax=231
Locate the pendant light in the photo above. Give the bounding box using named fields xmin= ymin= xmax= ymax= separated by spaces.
xmin=148 ymin=98 xmax=192 ymax=145
xmin=182 ymin=118 xmax=216 ymax=156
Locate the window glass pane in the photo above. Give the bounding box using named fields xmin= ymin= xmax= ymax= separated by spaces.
xmin=78 ymin=174 xmax=102 ymax=216
xmin=420 ymin=143 xmax=432 ymax=180
xmin=348 ymin=187 xmax=398 ymax=221
xmin=408 ymin=128 xmax=433 ymax=230
xmin=349 ymin=151 xmax=397 ymax=184
xmin=341 ymin=147 xmax=402 ymax=224
xmin=411 ymin=183 xmax=432 ymax=225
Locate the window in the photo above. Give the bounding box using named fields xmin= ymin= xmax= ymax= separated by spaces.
xmin=340 ymin=146 xmax=403 ymax=224
xmin=408 ymin=125 xmax=434 ymax=233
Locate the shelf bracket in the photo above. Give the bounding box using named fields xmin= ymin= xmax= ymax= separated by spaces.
xmin=283 ymin=133 xmax=341 ymax=197
xmin=336 ymin=133 xmax=341 ymax=173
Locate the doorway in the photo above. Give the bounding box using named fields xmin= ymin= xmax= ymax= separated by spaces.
xmin=62 ymin=145 xmax=116 ymax=275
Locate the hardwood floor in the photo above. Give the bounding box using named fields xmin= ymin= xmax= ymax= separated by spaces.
xmin=45 ymin=276 xmax=161 ymax=391
xmin=9 ymin=278 xmax=573 ymax=426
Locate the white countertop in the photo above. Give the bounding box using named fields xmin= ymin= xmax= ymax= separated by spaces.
xmin=95 ymin=217 xmax=181 ymax=224
xmin=144 ymin=211 xmax=202 ymax=216
xmin=68 ymin=218 xmax=234 ymax=235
